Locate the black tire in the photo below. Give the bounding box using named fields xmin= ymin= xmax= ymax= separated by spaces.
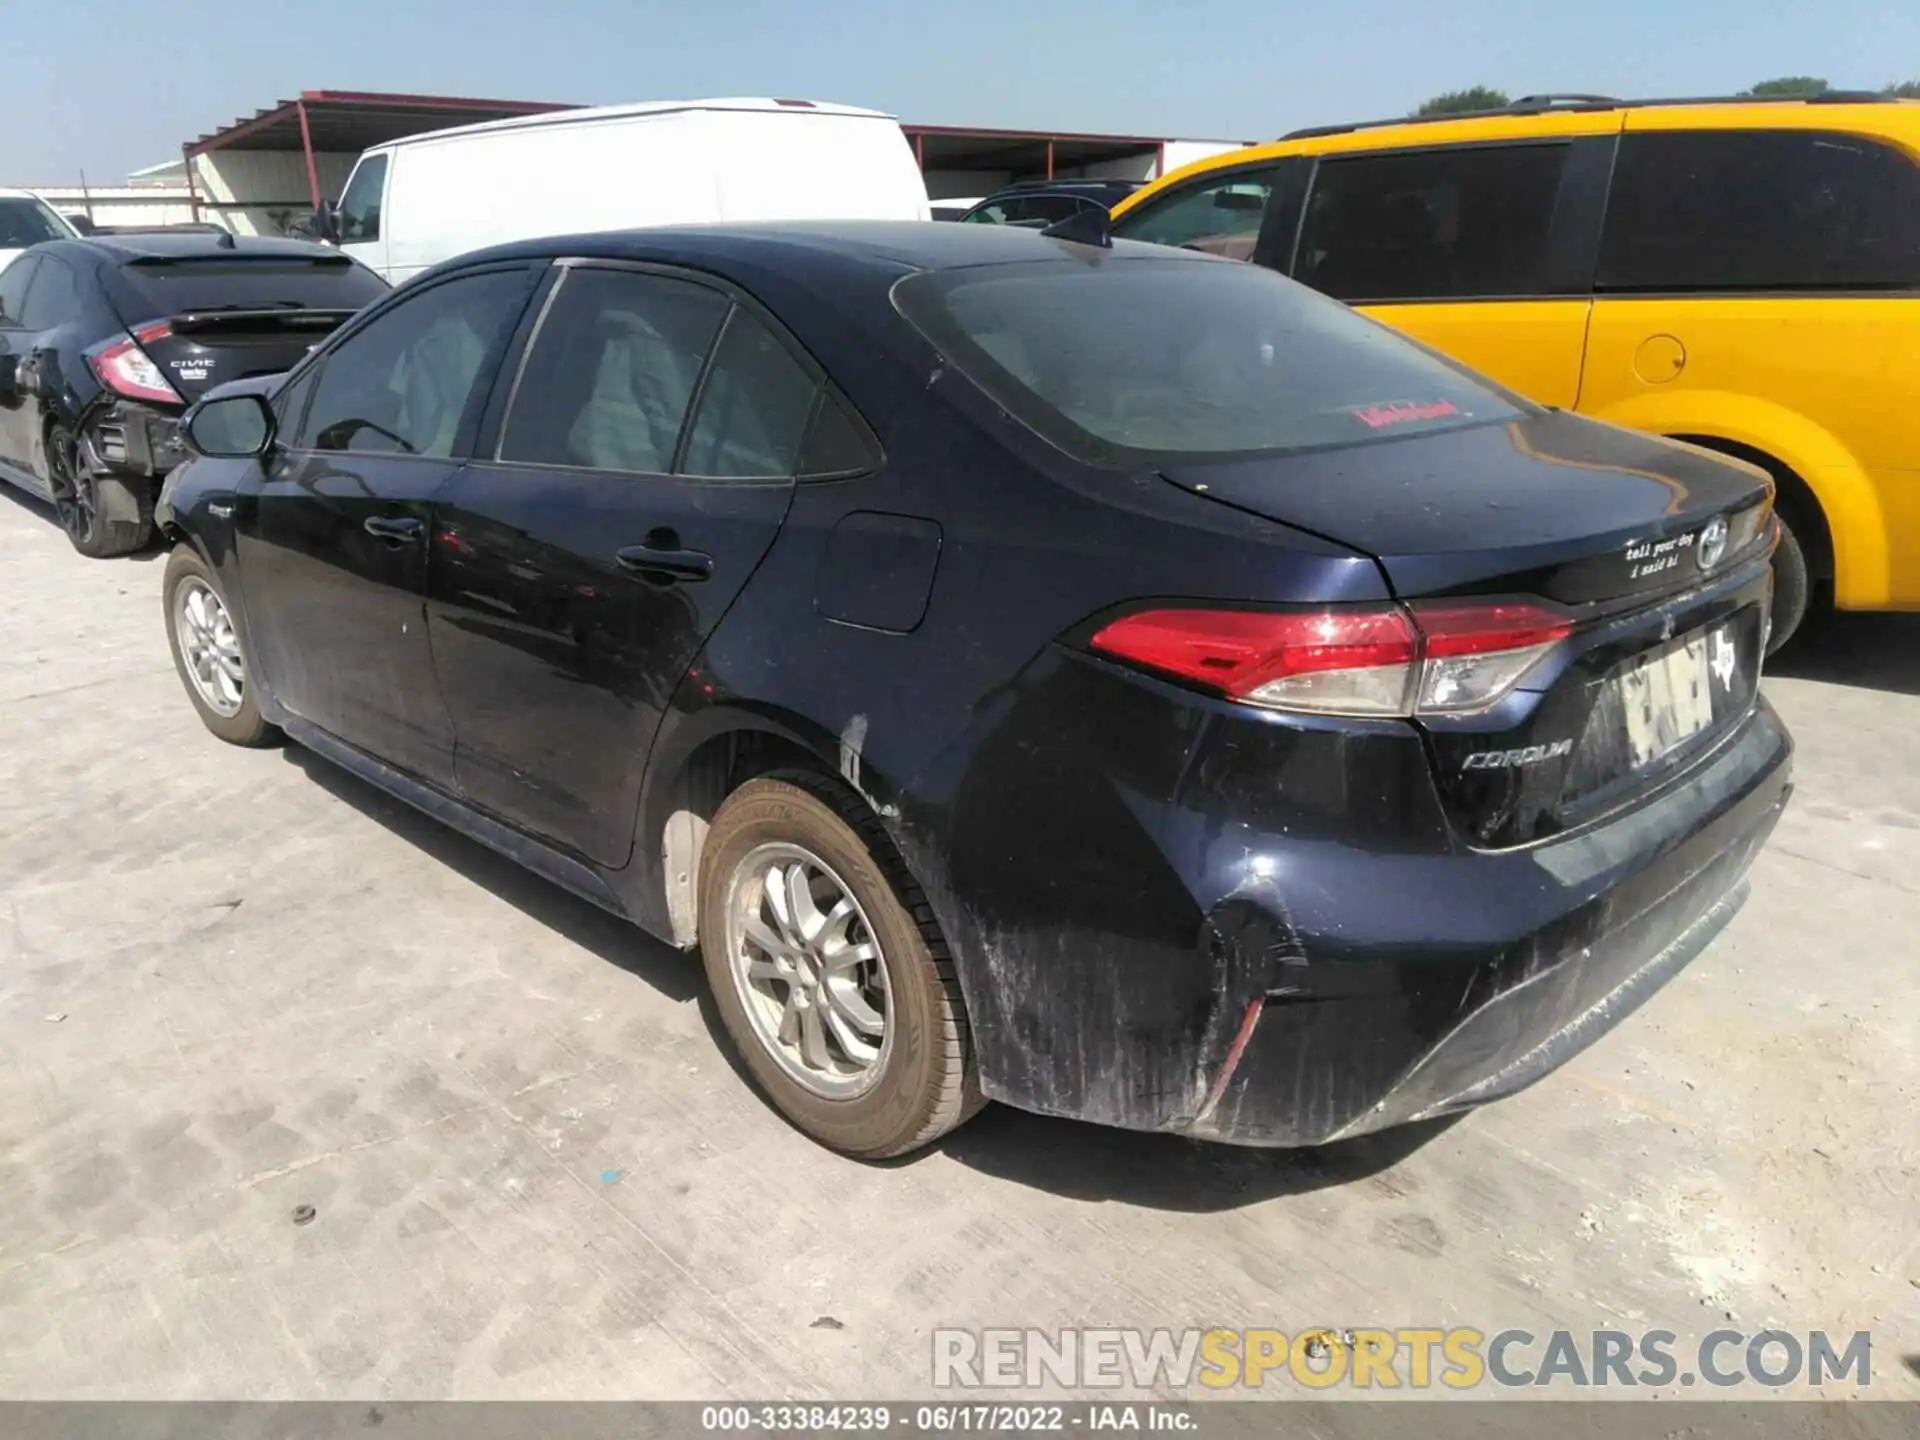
xmin=697 ymin=772 xmax=983 ymax=1159
xmin=1766 ymin=516 xmax=1811 ymax=655
xmin=48 ymin=426 xmax=153 ymax=559
xmin=162 ymin=544 xmax=280 ymax=747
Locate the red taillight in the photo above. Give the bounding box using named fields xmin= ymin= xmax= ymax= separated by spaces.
xmin=88 ymin=322 xmax=181 ymax=404
xmin=1089 ymin=601 xmax=1572 ymax=718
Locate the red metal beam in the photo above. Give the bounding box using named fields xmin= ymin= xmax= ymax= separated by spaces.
xmin=296 ymin=100 xmax=323 ymax=210
xmin=901 ymin=122 xmax=1180 ymax=146
xmin=1046 ymin=139 xmax=1054 ymax=179
xmin=915 ymin=132 xmax=925 ymax=170
xmin=187 ymin=100 xmax=303 ymax=157
xmin=299 ymin=88 xmax=572 ymax=114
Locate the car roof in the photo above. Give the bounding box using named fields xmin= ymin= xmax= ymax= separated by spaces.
xmin=372 ymin=96 xmax=897 ymax=151
xmin=1112 ymin=94 xmax=1920 ymax=218
xmin=451 ymin=219 xmax=1220 ymax=278
xmin=63 ymin=233 xmax=345 ymax=264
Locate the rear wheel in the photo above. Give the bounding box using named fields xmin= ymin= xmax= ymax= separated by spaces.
xmin=163 ymin=545 xmax=279 ymax=747
xmin=1767 ymin=516 xmax=1811 ymax=655
xmin=48 ymin=426 xmax=152 ymax=558
xmin=697 ymin=773 xmax=982 ymax=1158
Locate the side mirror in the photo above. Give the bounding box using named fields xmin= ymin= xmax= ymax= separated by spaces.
xmin=185 ymin=392 xmax=276 ymax=459
xmin=0 ymin=354 xmax=21 ymax=411
xmin=312 ymin=201 xmax=340 ymax=245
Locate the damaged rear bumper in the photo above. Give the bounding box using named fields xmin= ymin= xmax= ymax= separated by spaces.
xmin=1183 ymin=701 xmax=1791 ymax=1146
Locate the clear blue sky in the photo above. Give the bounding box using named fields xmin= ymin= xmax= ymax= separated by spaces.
xmin=6 ymin=0 xmax=1919 ymax=183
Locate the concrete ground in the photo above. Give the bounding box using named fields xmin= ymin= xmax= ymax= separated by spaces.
xmin=0 ymin=484 xmax=1914 ymax=1402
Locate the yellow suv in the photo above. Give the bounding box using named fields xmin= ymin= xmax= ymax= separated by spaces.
xmin=1110 ymin=94 xmax=1920 ymax=648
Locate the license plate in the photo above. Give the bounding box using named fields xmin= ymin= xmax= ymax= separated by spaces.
xmin=1618 ymin=623 xmax=1739 ymax=769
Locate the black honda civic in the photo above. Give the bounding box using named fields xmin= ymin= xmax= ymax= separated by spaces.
xmin=0 ymin=232 xmax=385 ymax=557
xmin=158 ymin=222 xmax=1791 ymax=1158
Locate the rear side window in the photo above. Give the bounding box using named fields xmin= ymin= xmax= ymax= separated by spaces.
xmin=0 ymin=257 xmax=39 ymax=325
xmin=1111 ymin=168 xmax=1277 ymax=260
xmin=118 ymin=256 xmax=389 ymax=315
xmin=1295 ymin=144 xmax=1569 ymax=302
xmin=0 ymin=197 xmax=70 ymax=250
xmin=680 ymin=310 xmax=819 ymax=478
xmin=337 ymin=155 xmax=389 ymax=244
xmin=1598 ymin=130 xmax=1920 ymax=291
xmin=501 ymin=268 xmax=728 ymax=474
xmin=894 ymin=256 xmax=1523 ymax=465
xmin=19 ymin=256 xmax=77 ymax=330
xmin=298 ymin=267 xmax=529 ymax=457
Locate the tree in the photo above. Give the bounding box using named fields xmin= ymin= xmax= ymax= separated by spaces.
xmin=1740 ymin=76 xmax=1830 ymax=97
xmin=1883 ymin=80 xmax=1920 ymax=98
xmin=1413 ymin=87 xmax=1510 ymax=117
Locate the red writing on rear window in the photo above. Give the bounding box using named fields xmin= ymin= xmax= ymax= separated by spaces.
xmin=1351 ymin=400 xmax=1462 ymax=430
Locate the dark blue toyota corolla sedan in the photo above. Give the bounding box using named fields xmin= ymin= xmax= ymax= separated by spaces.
xmin=158 ymin=222 xmax=1791 ymax=1158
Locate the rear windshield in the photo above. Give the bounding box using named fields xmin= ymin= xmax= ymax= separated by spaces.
xmin=118 ymin=257 xmax=389 ymax=315
xmin=0 ymin=197 xmax=71 ymax=249
xmin=892 ymin=254 xmax=1525 ymax=464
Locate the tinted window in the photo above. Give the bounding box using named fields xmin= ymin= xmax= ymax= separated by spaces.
xmin=798 ymin=394 xmax=881 ymax=476
xmin=0 ymin=198 xmax=69 ymax=250
xmin=337 ymin=154 xmax=389 ymax=244
xmin=1111 ymin=168 xmax=1277 ymax=260
xmin=0 ymin=257 xmax=38 ymax=326
xmin=502 ymin=268 xmax=727 ymax=474
xmin=299 ymin=268 xmax=528 ymax=457
xmin=894 ymin=257 xmax=1522 ymax=464
xmin=965 ymin=195 xmax=1087 ymax=226
xmin=118 ymin=255 xmax=389 ymax=314
xmin=680 ymin=311 xmax=819 ymax=478
xmin=1295 ymin=145 xmax=1567 ymax=302
xmin=1598 ymin=130 xmax=1920 ymax=291
xmin=19 ymin=256 xmax=77 ymax=329
xmin=272 ymin=364 xmax=319 ymax=435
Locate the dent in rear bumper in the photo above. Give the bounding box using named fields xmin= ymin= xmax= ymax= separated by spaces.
xmin=1179 ymin=702 xmax=1791 ymax=1145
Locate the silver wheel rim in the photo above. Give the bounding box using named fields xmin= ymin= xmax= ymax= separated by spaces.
xmin=174 ymin=578 xmax=245 ymax=718
xmin=724 ymin=841 xmax=892 ymax=1100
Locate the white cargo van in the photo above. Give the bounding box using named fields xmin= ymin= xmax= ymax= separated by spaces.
xmin=330 ymin=97 xmax=931 ymax=283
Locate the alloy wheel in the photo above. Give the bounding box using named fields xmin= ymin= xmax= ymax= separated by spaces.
xmin=724 ymin=841 xmax=893 ymax=1099
xmin=46 ymin=430 xmax=97 ymax=544
xmin=173 ymin=578 xmax=246 ymax=717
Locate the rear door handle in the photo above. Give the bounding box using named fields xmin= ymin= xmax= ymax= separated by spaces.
xmin=363 ymin=515 xmax=425 ymax=546
xmin=616 ymin=540 xmax=713 ymax=585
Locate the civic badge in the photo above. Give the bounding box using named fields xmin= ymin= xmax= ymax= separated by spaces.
xmin=1697 ymin=515 xmax=1730 ymax=571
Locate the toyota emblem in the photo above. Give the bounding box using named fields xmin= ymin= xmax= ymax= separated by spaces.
xmin=1697 ymin=515 xmax=1730 ymax=571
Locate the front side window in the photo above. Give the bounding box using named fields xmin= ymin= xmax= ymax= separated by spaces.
xmin=1111 ymin=168 xmax=1277 ymax=260
xmin=298 ymin=268 xmax=528 ymax=457
xmin=894 ymin=256 xmax=1524 ymax=465
xmin=0 ymin=197 xmax=71 ymax=250
xmin=1598 ymin=130 xmax=1920 ymax=291
xmin=501 ymin=268 xmax=728 ymax=474
xmin=336 ymin=154 xmax=390 ymax=244
xmin=1295 ymin=144 xmax=1569 ymax=303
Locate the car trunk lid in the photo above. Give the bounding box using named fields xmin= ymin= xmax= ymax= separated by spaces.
xmin=1161 ymin=411 xmax=1776 ymax=846
xmin=129 ymin=308 xmax=353 ymax=401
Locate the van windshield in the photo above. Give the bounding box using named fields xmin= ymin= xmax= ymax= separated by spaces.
xmin=0 ymin=198 xmax=72 ymax=249
xmin=892 ymin=253 xmax=1526 ymax=465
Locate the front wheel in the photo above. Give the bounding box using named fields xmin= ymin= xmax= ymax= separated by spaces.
xmin=697 ymin=773 xmax=982 ymax=1158
xmin=163 ymin=545 xmax=279 ymax=747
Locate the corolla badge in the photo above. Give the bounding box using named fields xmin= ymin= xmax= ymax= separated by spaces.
xmin=1697 ymin=515 xmax=1730 ymax=571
